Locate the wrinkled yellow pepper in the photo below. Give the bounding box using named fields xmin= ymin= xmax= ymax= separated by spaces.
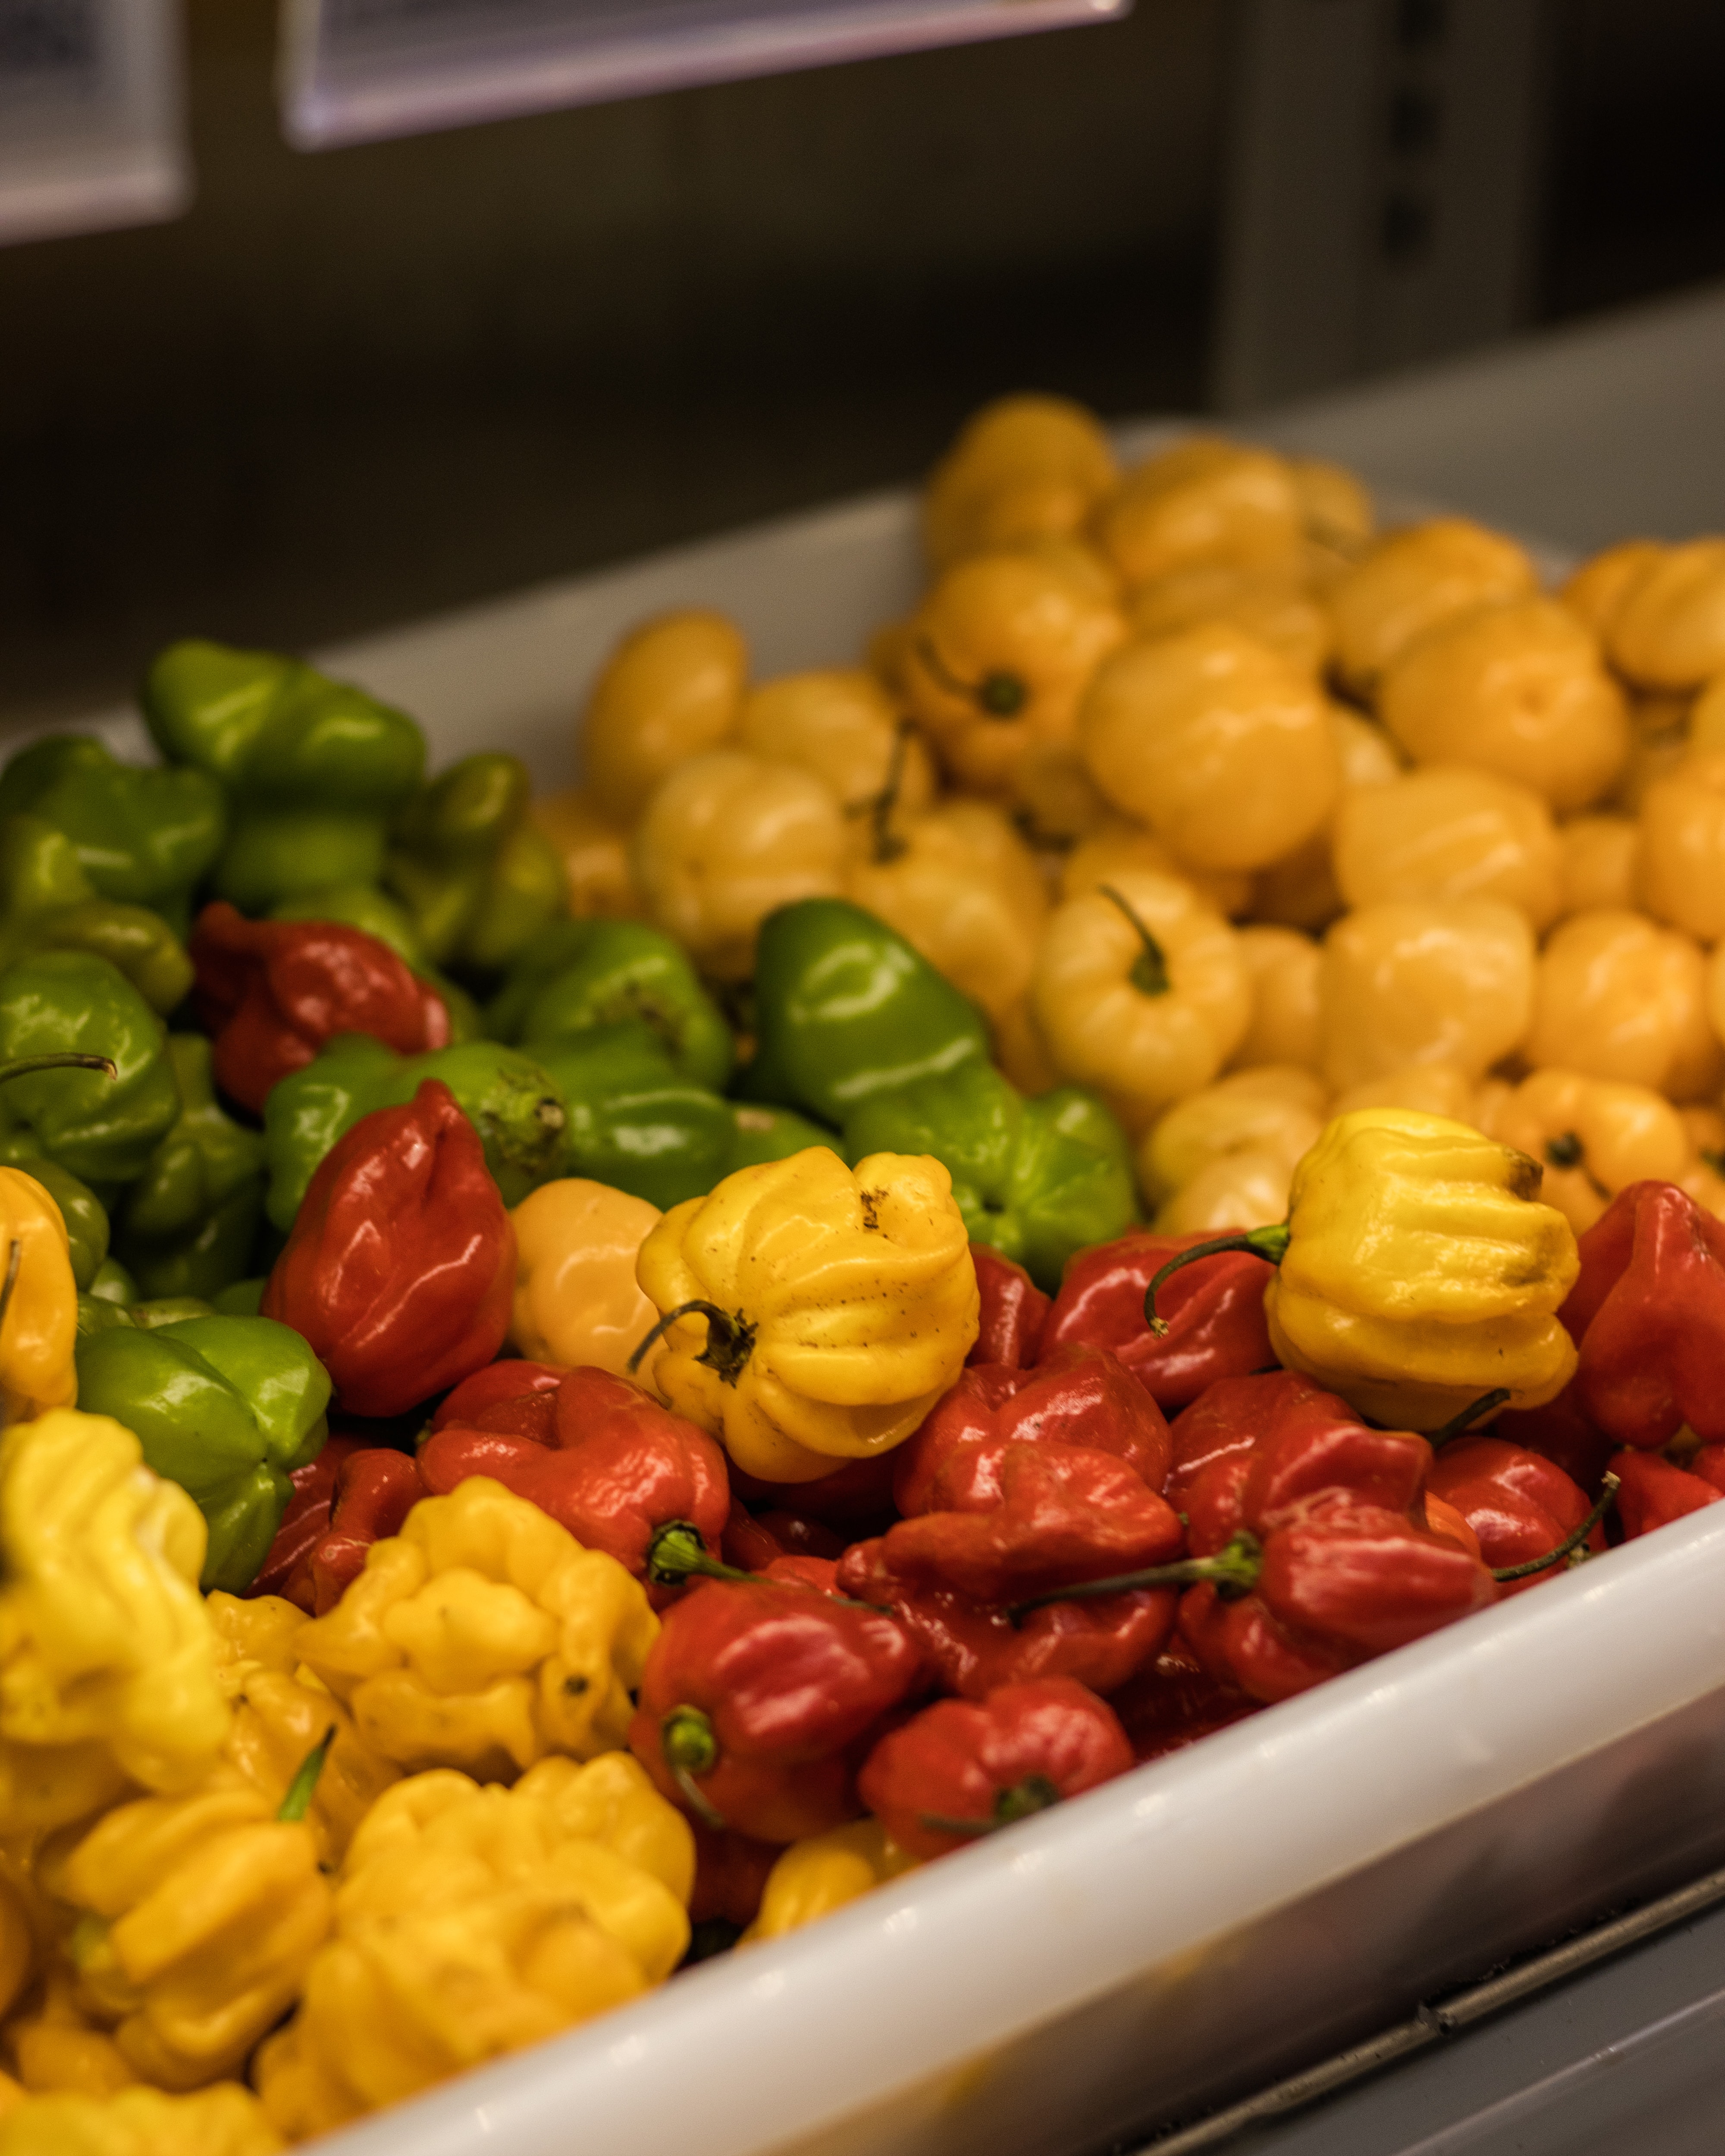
xmin=737 ymin=669 xmax=937 ymax=832
xmin=922 ymin=395 xmax=1118 ymax=570
xmin=1327 ymin=517 xmax=1537 ymax=695
xmin=254 ymin=1764 xmax=690 ymax=2140
xmin=1061 ymin=814 xmax=1251 ymax=921
xmin=580 ymin=610 xmax=748 ymax=825
xmin=636 ymin=1147 xmax=979 ymax=1483
xmin=1557 ymin=814 xmax=1639 ymax=915
xmin=0 ymin=1172 xmax=76 ymax=1428
xmin=4 ymin=1972 xmax=135 ymax=2097
xmin=1603 ymin=539 xmax=1725 ymax=692
xmin=1318 ymin=899 xmax=1534 ymax=1091
xmin=1638 ymin=750 xmax=1725 ymax=943
xmin=743 ymin=1819 xmax=917 ymax=1943
xmin=1138 ymin=1068 xmax=1327 ymax=1227
xmin=1092 ymin=437 xmax=1304 ymax=591
xmin=0 ymin=1413 xmax=228 ymax=1836
xmin=1128 ymin=561 xmax=1333 ymax=677
xmin=291 ymin=1478 xmax=657 ymax=1780
xmin=508 ymin=1178 xmax=665 ymax=1385
xmin=1525 ymin=908 xmax=1721 ymax=1100
xmin=1332 ymin=765 xmax=1562 ymax=931
xmin=0 ymin=2081 xmax=280 ymax=2156
xmin=1475 ymin=1069 xmax=1689 ymax=1235
xmin=1331 ymin=1062 xmax=1479 ymax=1126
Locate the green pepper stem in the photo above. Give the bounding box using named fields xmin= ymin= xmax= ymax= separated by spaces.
xmin=276 ymin=1727 xmax=336 ymax=1823
xmin=1428 ymin=1389 xmax=1512 ymax=1450
xmin=1007 ymin=1530 xmax=1263 ymax=1624
xmin=645 ymin=1520 xmax=756 ymax=1589
xmin=851 ymin=719 xmax=916 ymax=866
xmin=628 ymin=1300 xmax=756 ymax=1387
xmin=1142 ymin=1225 xmax=1291 ymax=1337
xmin=0 ymin=1054 xmax=117 ymax=1086
xmin=1096 ymin=884 xmax=1172 ymax=998
xmin=915 ymin=637 xmax=1027 ymax=719
xmin=919 ymin=1773 xmax=1063 ymax=1839
xmin=661 ymin=1705 xmax=727 ymax=1830
xmin=1490 ymin=1473 xmax=1619 ymax=1583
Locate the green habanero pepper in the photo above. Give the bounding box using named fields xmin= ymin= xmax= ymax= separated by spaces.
xmin=0 ymin=951 xmax=179 ymax=1185
xmin=23 ymin=1159 xmax=109 ymax=1291
xmin=75 ymin=1314 xmax=331 ymax=1592
xmin=842 ymin=1061 xmax=1140 ymax=1293
xmin=114 ymin=1035 xmax=266 ymax=1301
xmin=385 ymin=752 xmax=567 ymax=977
xmin=740 ymin=897 xmax=990 ymax=1128
xmin=262 ymin=1035 xmax=568 ymax=1228
xmin=0 ymin=815 xmax=192 ymax=1016
xmin=488 ymin=918 xmax=733 ymax=1091
xmin=724 ymin=1102 xmax=831 ymax=1175
xmin=530 ymin=1022 xmax=735 ymax=1212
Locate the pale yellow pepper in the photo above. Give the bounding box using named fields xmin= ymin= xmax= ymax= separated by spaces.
xmin=1560 ymin=540 xmax=1665 ymax=642
xmin=1476 ymin=1069 xmax=1689 ymax=1235
xmin=1029 ymin=871 xmax=1251 ymax=1133
xmin=923 ymin=395 xmax=1119 ymax=571
xmin=1137 ymin=1068 xmax=1328 ymax=1216
xmin=1318 ymin=899 xmax=1534 ymax=1091
xmin=291 ymin=1478 xmax=658 ymax=1780
xmin=528 ymin=789 xmax=638 ymax=920
xmin=1557 ymin=814 xmax=1640 ymax=915
xmin=1062 ymin=815 xmax=1251 ymax=921
xmin=1261 ymin=1108 xmax=1580 ymax=1429
xmin=636 ymin=1147 xmax=978 ymax=1483
xmin=1327 ymin=518 xmax=1537 ymax=696
xmin=5 ymin=1973 xmax=135 ymax=2098
xmin=1126 ymin=562 xmax=1333 ymax=677
xmin=1249 ymin=705 xmax=1402 ymax=933
xmin=1377 ymin=597 xmax=1630 ymax=813
xmin=1525 ymin=908 xmax=1722 ymax=1100
xmin=1331 ymin=1062 xmax=1480 ymax=1125
xmin=0 ymin=2081 xmax=280 ymax=2156
xmin=580 ymin=611 xmax=748 ymax=825
xmin=737 ymin=669 xmax=937 ymax=834
xmin=1638 ymin=751 xmax=1725 ymax=941
xmin=0 ymin=1172 xmax=76 ymax=1427
xmin=1078 ymin=624 xmax=1340 ymax=873
xmin=1155 ymin=1152 xmax=1300 ymax=1236
xmin=1007 ymin=739 xmax=1112 ymax=851
xmin=743 ymin=1819 xmax=917 ymax=1943
xmin=1226 ymin=925 xmax=1322 ymax=1073
xmin=1092 ymin=437 xmax=1304 ymax=590
xmin=1331 ymin=764 xmax=1562 ymax=930
xmin=902 ymin=547 xmax=1126 ymax=793
xmin=1289 ymin=456 xmax=1375 ymax=576
xmin=1605 ymin=539 xmax=1725 ymax=691
xmin=508 ymin=1177 xmax=664 ymax=1385
xmin=631 ymin=750 xmax=848 ymax=981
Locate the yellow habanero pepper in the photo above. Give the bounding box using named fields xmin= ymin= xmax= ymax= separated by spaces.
xmin=0 ymin=1413 xmax=228 ymax=1837
xmin=528 ymin=789 xmax=638 ymax=921
xmin=1556 ymin=814 xmax=1639 ymax=916
xmin=1605 ymin=539 xmax=1725 ymax=692
xmin=922 ymin=395 xmax=1119 ymax=571
xmin=1092 ymin=437 xmax=1305 ymax=591
xmin=1138 ymin=1068 xmax=1328 ymax=1228
xmin=1327 ymin=518 xmax=1538 ymax=697
xmin=4 ymin=1972 xmax=135 ymax=2098
xmin=1029 ymin=872 xmax=1250 ymax=1134
xmin=1078 ymin=625 xmax=1340 ymax=874
xmin=743 ymin=1819 xmax=917 ymax=1943
xmin=1248 ymin=704 xmax=1403 ymax=936
xmin=1331 ymin=1062 xmax=1480 ymax=1126
xmin=580 ymin=610 xmax=748 ymax=826
xmin=738 ymin=670 xmax=937 ymax=838
xmin=1126 ymin=562 xmax=1333 ymax=677
xmin=1061 ymin=815 xmax=1251 ymax=920
xmin=508 ymin=1178 xmax=665 ymax=1385
xmin=0 ymin=2081 xmax=281 ymax=2156
xmin=1525 ymin=908 xmax=1722 ymax=1100
xmin=632 ymin=750 xmax=848 ymax=982
xmin=635 ymin=1147 xmax=978 ymax=1484
xmin=901 ymin=547 xmax=1126 ymax=794
xmin=1226 ymin=925 xmax=1322 ymax=1074
xmin=254 ymin=1764 xmax=690 ymax=2140
xmin=0 ymin=1172 xmax=75 ymax=1427
xmin=1289 ymin=456 xmax=1375 ymax=580
xmin=291 ymin=1478 xmax=658 ymax=1780
xmin=1560 ymin=540 xmax=1665 ymax=642
xmin=1638 ymin=750 xmax=1725 ymax=942
xmin=1317 ymin=899 xmax=1535 ymax=1092
xmin=1331 ymin=765 xmax=1563 ymax=931
xmin=1152 ymin=1108 xmax=1578 ymax=1431
xmin=1475 ymin=1070 xmax=1689 ymax=1235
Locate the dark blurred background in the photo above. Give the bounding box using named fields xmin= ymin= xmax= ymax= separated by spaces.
xmin=3 ymin=0 xmax=1723 ymax=726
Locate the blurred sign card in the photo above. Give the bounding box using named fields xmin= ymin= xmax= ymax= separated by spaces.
xmin=0 ymin=0 xmax=189 ymax=245
xmin=281 ymin=0 xmax=1127 ymax=149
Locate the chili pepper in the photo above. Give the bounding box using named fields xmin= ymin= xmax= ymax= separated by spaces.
xmin=528 ymin=1022 xmax=736 ymax=1213
xmin=4 ymin=1970 xmax=137 ymax=2100
xmin=1425 ymin=1438 xmax=1606 ymax=1595
xmin=263 ymin=1448 xmax=427 ymax=1616
xmin=1327 ymin=517 xmax=1537 ymax=696
xmin=1039 ymin=1226 xmax=1276 ymax=1414
xmin=292 ymin=1476 xmax=657 ymax=1777
xmin=858 ymin=1677 xmax=1131 ymax=1861
xmin=688 ymin=1820 xmax=781 ymax=1933
xmin=0 ymin=2085 xmax=282 ymax=2153
xmin=738 ymin=897 xmax=990 ymax=1128
xmin=720 ymin=1502 xmax=846 ymax=1573
xmin=188 ymin=901 xmax=450 ymax=1116
xmin=419 ymin=1366 xmax=730 ymax=1596
xmin=488 ymin=918 xmax=733 ymax=1091
xmin=430 ymin=1358 xmax=566 ymax=1442
xmin=1138 ymin=1068 xmax=1327 ymax=1225
xmin=1106 ymin=1639 xmax=1258 ymax=1763
xmin=923 ymin=395 xmax=1118 ymax=570
xmin=633 ymin=1146 xmax=979 ymax=1483
xmin=263 ymin=1082 xmax=514 ymax=1419
xmin=25 ymin=1158 xmax=107 ymax=1292
xmin=254 ymin=1762 xmax=690 ymax=2140
xmin=1606 ymin=1449 xmax=1723 ymax=1539
xmin=262 ymin=1035 xmax=567 ymax=1230
xmin=0 ymin=954 xmax=179 ymax=1186
xmin=1150 ymin=1108 xmax=1580 ymax=1430
xmin=841 ymin=1061 xmax=1138 ymax=1294
xmin=0 ymin=1163 xmax=79 ymax=1423
xmin=1095 ymin=437 xmax=1303 ymax=590
xmin=75 ymin=1314 xmax=331 ymax=1594
xmin=1477 ymin=1068 xmax=1689 ymax=1236
xmin=0 ymin=812 xmax=193 ymax=1016
xmin=1318 ymin=899 xmax=1535 ymax=1094
xmin=581 ymin=609 xmax=749 ymax=827
xmin=508 ymin=1178 xmax=665 ymax=1383
xmin=1494 ymin=1390 xmax=1616 ymax=1498
xmin=141 ymin=639 xmax=426 ymax=914
xmin=272 ymin=881 xmax=426 ymax=965
xmin=247 ymin=1439 xmax=354 ymax=1604
xmin=1558 ymin=1180 xmax=1725 ymax=1449
xmin=741 ymin=667 xmax=936 ymax=828
xmin=382 ymin=751 xmax=567 ymax=976
xmin=110 ymin=1037 xmax=265 ymax=1305
xmin=0 ymin=734 xmax=226 ymax=940
xmin=529 ymin=787 xmax=639 ymax=921
xmin=1523 ymin=910 xmax=1719 ymax=1100
xmin=727 ymin=1450 xmax=901 ymax=1532
xmin=969 ymin=1242 xmax=1050 ymax=1368
xmin=743 ymin=1818 xmax=918 ymax=1941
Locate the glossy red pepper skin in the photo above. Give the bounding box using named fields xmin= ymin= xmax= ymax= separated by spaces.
xmin=190 ymin=899 xmax=449 ymax=1116
xmin=1426 ymin=1438 xmax=1604 ymax=1595
xmin=969 ymin=1244 xmax=1050 ymax=1369
xmin=429 ymin=1360 xmax=567 ymax=1444
xmin=418 ymin=1366 xmax=729 ymax=1592
xmin=728 ymin=1451 xmax=900 ymax=1532
xmin=1495 ymin=1391 xmax=1615 ymax=1499
xmin=263 ymin=1080 xmax=514 ymax=1419
xmin=688 ymin=1821 xmax=781 ymax=1928
xmin=857 ymin=1677 xmax=1132 ymax=1861
xmin=252 ymin=1442 xmax=427 ymax=1614
xmin=250 ymin=1438 xmax=361 ymax=1602
xmin=1559 ymin=1181 xmax=1725 ymax=1450
xmin=629 ymin=1577 xmax=923 ymax=1842
xmin=1609 ymin=1448 xmax=1725 ymax=1539
xmin=1106 ymin=1641 xmax=1258 ymax=1764
xmin=1038 ymin=1230 xmax=1276 ymax=1413
xmin=720 ymin=1504 xmax=844 ymax=1572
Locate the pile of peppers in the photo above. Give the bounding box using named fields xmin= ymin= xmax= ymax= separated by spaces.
xmin=0 ymin=629 xmax=1711 ymax=2156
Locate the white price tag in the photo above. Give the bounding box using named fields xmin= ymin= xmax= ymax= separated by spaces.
xmin=281 ymin=0 xmax=1126 ymax=150
xmin=0 ymin=0 xmax=189 ymax=246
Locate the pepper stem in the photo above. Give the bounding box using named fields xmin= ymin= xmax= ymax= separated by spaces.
xmin=276 ymin=1726 xmax=336 ymax=1823
xmin=0 ymin=1054 xmax=117 ymax=1086
xmin=1007 ymin=1529 xmax=1264 ymax=1624
xmin=851 ymin=719 xmax=916 ymax=865
xmin=1490 ymin=1473 xmax=1620 ymax=1583
xmin=919 ymin=1773 xmax=1064 ymax=1839
xmin=661 ymin=1705 xmax=728 ymax=1830
xmin=1097 ymin=884 xmax=1172 ymax=998
xmin=916 ymin=637 xmax=1027 ymax=719
xmin=645 ymin=1520 xmax=756 ymax=1590
xmin=1428 ymin=1389 xmax=1512 ymax=1450
xmin=1142 ymin=1226 xmax=1292 ymax=1337
xmin=628 ymin=1300 xmax=757 ymax=1387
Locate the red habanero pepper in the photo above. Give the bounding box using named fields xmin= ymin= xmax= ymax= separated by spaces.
xmin=629 ymin=1578 xmax=922 ymax=1843
xmin=1693 ymin=1446 xmax=1725 ymax=1496
xmin=429 ymin=1360 xmax=567 ymax=1444
xmin=1559 ymin=1181 xmax=1725 ymax=1450
xmin=251 ymin=1443 xmax=426 ymax=1614
xmin=969 ymin=1244 xmax=1050 ymax=1369
xmin=1426 ymin=1438 xmax=1605 ymax=1595
xmin=251 ymin=1438 xmax=361 ymax=1601
xmin=1495 ymin=1390 xmax=1615 ymax=1499
xmin=190 ymin=900 xmax=449 ymax=1116
xmin=688 ymin=1820 xmax=781 ymax=1930
xmin=728 ymin=1451 xmax=900 ymax=1532
xmin=857 ymin=1678 xmax=1132 ymax=1861
xmin=1038 ymin=1229 xmax=1276 ymax=1413
xmin=263 ymin=1081 xmax=514 ymax=1418
xmin=720 ymin=1504 xmax=844 ymax=1573
xmin=1105 ymin=1640 xmax=1258 ymax=1764
xmin=1609 ymin=1449 xmax=1725 ymax=1540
